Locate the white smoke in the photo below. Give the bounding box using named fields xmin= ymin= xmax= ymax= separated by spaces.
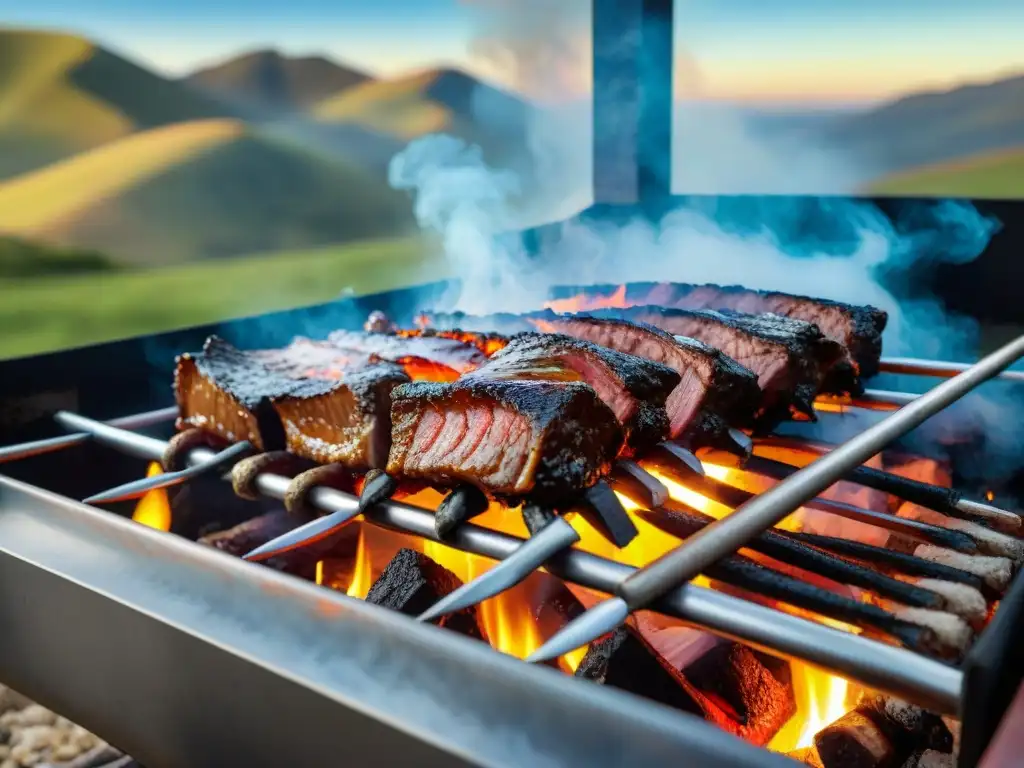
xmin=385 ymin=1 xmax=1023 ymax=488
xmin=389 ymin=0 xmax=1000 ymax=361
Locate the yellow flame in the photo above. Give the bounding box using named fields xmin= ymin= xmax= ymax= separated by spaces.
xmin=769 ymin=662 xmax=851 ymax=752
xmin=345 ymin=528 xmax=373 ymax=599
xmin=131 ymin=462 xmax=171 ymax=531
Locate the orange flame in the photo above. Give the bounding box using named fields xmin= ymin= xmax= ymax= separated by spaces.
xmin=345 ymin=528 xmax=373 ymax=599
xmin=544 ymin=285 xmax=629 ymax=314
xmin=316 ymin=527 xmax=374 ymax=599
xmin=131 ymin=462 xmax=172 ymax=531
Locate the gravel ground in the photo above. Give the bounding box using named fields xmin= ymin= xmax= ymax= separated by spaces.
xmin=0 ymin=686 xmax=107 ymax=767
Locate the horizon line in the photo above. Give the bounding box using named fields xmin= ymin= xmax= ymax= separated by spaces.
xmin=2 ymin=22 xmax=1021 ymax=110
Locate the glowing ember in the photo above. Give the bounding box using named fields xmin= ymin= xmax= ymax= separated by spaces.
xmin=131 ymin=462 xmax=171 ymax=531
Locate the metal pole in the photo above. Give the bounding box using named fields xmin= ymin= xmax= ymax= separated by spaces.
xmin=0 ymin=406 xmax=177 ymax=464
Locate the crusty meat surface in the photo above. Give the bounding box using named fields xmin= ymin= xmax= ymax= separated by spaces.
xmin=174 ymin=335 xmax=409 ymax=469
xmin=553 ymin=282 xmax=888 ymax=391
xmin=462 ymin=332 xmax=680 ymax=456
xmin=328 ymin=328 xmax=488 ymax=378
xmin=387 ymin=379 xmax=623 ymax=503
xmin=601 ymin=306 xmax=844 ymax=428
xmin=530 ymin=314 xmax=761 ymax=446
xmin=416 ymin=310 xmax=762 ymax=447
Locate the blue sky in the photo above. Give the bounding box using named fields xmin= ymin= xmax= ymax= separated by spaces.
xmin=3 ymin=0 xmax=1023 ymax=104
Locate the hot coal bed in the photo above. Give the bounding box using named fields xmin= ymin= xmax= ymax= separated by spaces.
xmin=1 ymin=280 xmax=1023 ymax=768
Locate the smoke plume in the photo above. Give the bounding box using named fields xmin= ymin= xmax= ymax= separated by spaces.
xmin=387 ymin=1 xmax=1019 ymax=485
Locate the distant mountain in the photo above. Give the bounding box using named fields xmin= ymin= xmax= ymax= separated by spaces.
xmin=0 ymin=29 xmax=233 ymax=180
xmin=311 ymin=67 xmax=530 ymax=153
xmin=818 ymin=72 xmax=1024 ymax=176
xmin=0 ymin=119 xmax=417 ymax=264
xmin=182 ymin=49 xmax=371 ymax=114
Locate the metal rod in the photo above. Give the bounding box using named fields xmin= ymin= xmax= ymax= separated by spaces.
xmin=530 ymin=335 xmax=1024 ymax=664
xmin=84 ymin=441 xmax=254 ymax=504
xmin=669 ymin=469 xmax=978 ymax=552
xmin=881 ymin=357 xmax=1024 ymax=383
xmin=0 ymin=406 xmax=177 ymax=464
xmin=620 ymin=335 xmax=1024 ymax=606
xmin=46 ymin=411 xmax=962 ymax=714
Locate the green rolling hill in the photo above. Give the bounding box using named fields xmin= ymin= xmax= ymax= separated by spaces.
xmin=0 ymin=118 xmax=417 ymax=264
xmin=0 ymin=28 xmax=234 ymax=180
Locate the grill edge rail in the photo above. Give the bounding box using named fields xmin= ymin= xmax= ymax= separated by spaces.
xmin=0 ymin=475 xmax=792 ymax=768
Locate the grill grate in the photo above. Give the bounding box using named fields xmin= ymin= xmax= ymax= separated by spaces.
xmin=1 ymin=294 xmax=1022 ymax=768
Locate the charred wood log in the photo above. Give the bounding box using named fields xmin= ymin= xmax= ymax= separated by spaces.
xmin=365 ymin=549 xmax=487 ymax=641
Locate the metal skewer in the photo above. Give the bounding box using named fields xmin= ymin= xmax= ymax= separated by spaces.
xmin=0 ymin=406 xmax=177 ymax=464
xmin=526 ymin=334 xmax=1024 ymax=664
xmin=83 ymin=441 xmax=254 ymax=504
xmin=43 ymin=407 xmax=964 ymax=713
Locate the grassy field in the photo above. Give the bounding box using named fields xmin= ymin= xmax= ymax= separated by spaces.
xmin=866 ymin=146 xmax=1024 ymax=198
xmin=0 ymin=235 xmax=445 ymax=360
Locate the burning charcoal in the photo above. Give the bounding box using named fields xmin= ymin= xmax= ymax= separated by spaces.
xmin=860 ymin=695 xmax=953 ymax=755
xmin=673 ymin=636 xmax=797 ymax=746
xmin=365 ymin=549 xmax=486 ymax=640
xmin=283 ymin=462 xmax=358 ymax=516
xmin=576 ymin=623 xmax=794 ymax=747
xmin=575 ymin=624 xmax=707 ymax=719
xmin=199 ymin=510 xmax=356 ymax=580
xmin=814 ymin=710 xmax=896 ymax=768
xmin=812 ymin=696 xmax=953 ymax=768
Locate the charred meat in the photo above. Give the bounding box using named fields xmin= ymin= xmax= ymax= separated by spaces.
xmin=462 ymin=332 xmax=681 ymax=456
xmin=327 ymin=328 xmax=488 ymax=380
xmin=554 ymin=282 xmax=888 ymax=390
xmin=599 ymin=306 xmax=845 ymax=426
xmin=527 ymin=313 xmax=762 ymax=446
xmin=175 ymin=335 xmax=409 ymax=469
xmin=416 ymin=310 xmax=761 ymax=447
xmin=654 ymin=282 xmax=886 ymax=382
xmin=387 ymin=378 xmax=623 ymax=504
